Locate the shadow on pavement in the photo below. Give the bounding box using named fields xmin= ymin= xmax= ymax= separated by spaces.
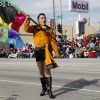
xmin=7 ymin=94 xmax=19 ymax=100
xmin=7 ymin=98 xmax=15 ymax=100
xmin=53 ymin=78 xmax=100 ymax=97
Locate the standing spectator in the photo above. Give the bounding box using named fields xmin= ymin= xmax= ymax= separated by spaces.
xmin=89 ymin=41 xmax=95 ymax=49
xmin=83 ymin=37 xmax=89 ymax=47
xmin=95 ymin=39 xmax=99 ymax=47
xmin=91 ymin=35 xmax=96 ymax=44
xmin=62 ymin=30 xmax=67 ymax=36
xmin=95 ymin=46 xmax=100 ymax=58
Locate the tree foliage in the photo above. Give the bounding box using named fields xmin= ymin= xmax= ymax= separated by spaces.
xmin=83 ymin=18 xmax=87 ymax=25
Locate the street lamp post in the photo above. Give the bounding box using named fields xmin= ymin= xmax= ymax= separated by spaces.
xmin=72 ymin=16 xmax=74 ymax=39
xmin=72 ymin=25 xmax=73 ymax=39
xmin=72 ymin=13 xmax=76 ymax=39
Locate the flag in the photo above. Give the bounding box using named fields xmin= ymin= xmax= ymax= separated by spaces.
xmin=8 ymin=29 xmax=19 ymax=38
xmin=13 ymin=36 xmax=25 ymax=49
xmin=0 ymin=17 xmax=12 ymax=28
xmin=0 ymin=1 xmax=26 ymax=32
xmin=0 ymin=0 xmax=26 ymax=49
xmin=0 ymin=24 xmax=8 ymax=42
xmin=0 ymin=3 xmax=18 ymax=24
xmin=7 ymin=29 xmax=25 ymax=49
xmin=6 ymin=36 xmax=25 ymax=49
xmin=11 ymin=12 xmax=26 ymax=32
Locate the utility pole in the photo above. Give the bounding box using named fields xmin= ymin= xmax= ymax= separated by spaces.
xmin=88 ymin=17 xmax=90 ymax=26
xmin=53 ymin=0 xmax=56 ymax=35
xmin=59 ymin=0 xmax=62 ymax=34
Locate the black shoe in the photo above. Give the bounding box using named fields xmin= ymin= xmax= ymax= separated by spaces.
xmin=40 ymin=88 xmax=47 ymax=96
xmin=40 ymin=77 xmax=47 ymax=96
xmin=46 ymin=77 xmax=55 ymax=99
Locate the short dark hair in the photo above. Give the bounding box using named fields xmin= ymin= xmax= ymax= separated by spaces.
xmin=37 ymin=13 xmax=46 ymax=20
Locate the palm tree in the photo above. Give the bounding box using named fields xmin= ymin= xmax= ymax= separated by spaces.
xmin=83 ymin=18 xmax=87 ymax=25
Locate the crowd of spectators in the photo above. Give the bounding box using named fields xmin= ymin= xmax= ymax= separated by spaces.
xmin=0 ymin=43 xmax=35 ymax=58
xmin=56 ymin=35 xmax=100 ymax=58
xmin=0 ymin=35 xmax=100 ymax=59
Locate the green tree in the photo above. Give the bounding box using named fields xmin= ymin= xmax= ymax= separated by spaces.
xmin=83 ymin=18 xmax=87 ymax=25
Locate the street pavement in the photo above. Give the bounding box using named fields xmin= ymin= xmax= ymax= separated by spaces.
xmin=0 ymin=58 xmax=100 ymax=100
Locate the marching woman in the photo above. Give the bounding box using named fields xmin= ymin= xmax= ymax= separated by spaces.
xmin=24 ymin=13 xmax=60 ymax=99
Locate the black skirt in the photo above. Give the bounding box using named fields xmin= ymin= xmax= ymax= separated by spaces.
xmin=35 ymin=47 xmax=45 ymax=62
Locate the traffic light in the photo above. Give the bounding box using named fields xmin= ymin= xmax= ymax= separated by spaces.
xmin=57 ymin=24 xmax=62 ymax=33
xmin=50 ymin=19 xmax=54 ymax=30
xmin=76 ymin=21 xmax=85 ymax=35
xmin=79 ymin=21 xmax=85 ymax=34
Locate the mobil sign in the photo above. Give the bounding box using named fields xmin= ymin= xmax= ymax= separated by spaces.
xmin=69 ymin=0 xmax=89 ymax=13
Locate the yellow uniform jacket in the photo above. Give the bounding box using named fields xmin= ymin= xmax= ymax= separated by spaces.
xmin=24 ymin=20 xmax=60 ymax=69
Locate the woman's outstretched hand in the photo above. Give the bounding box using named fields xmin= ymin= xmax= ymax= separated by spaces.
xmin=26 ymin=15 xmax=30 ymax=21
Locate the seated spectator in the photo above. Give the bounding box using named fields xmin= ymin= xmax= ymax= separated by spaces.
xmin=68 ymin=51 xmax=74 ymax=58
xmin=8 ymin=50 xmax=18 ymax=58
xmin=83 ymin=48 xmax=89 ymax=58
xmin=29 ymin=48 xmax=35 ymax=58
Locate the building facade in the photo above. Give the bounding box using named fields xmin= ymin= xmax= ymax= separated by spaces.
xmin=19 ymin=20 xmax=100 ymax=44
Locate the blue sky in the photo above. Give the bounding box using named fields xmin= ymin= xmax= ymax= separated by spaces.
xmin=12 ymin=0 xmax=100 ymax=26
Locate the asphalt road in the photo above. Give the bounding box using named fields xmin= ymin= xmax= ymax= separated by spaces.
xmin=0 ymin=58 xmax=100 ymax=100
